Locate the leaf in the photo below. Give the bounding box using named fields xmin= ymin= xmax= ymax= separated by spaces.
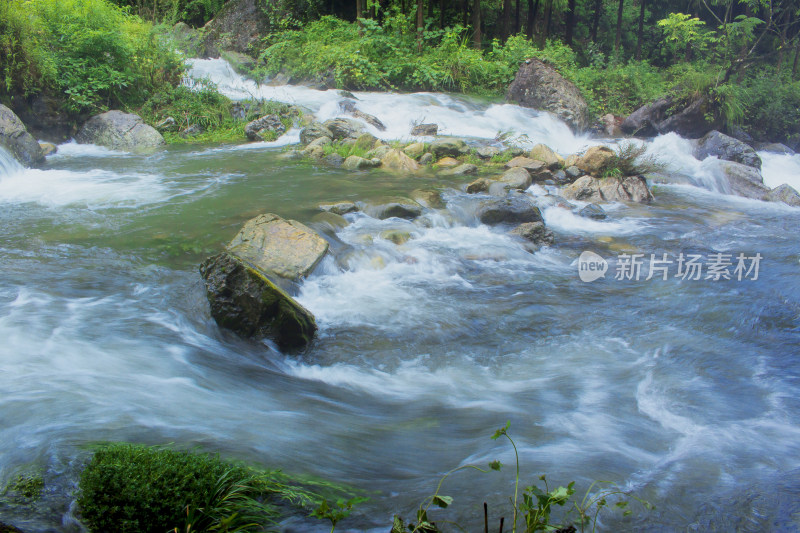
xmin=432 ymin=495 xmax=453 ymax=508
xmin=489 ymin=460 xmax=502 ymax=471
xmin=490 ymin=421 xmax=510 ymax=441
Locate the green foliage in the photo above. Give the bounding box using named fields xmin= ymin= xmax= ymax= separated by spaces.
xmin=741 ymin=66 xmax=800 ymax=142
xmin=0 ymin=0 xmax=182 ymax=113
xmin=2 ymin=473 xmax=44 ymax=503
xmin=311 ymin=497 xmax=368 ymax=533
xmin=657 ymin=13 xmax=715 ymax=62
xmin=106 ymin=0 xmax=226 ymax=26
xmin=77 ymin=443 xmax=364 ymax=533
xmin=601 ymin=142 xmax=665 ymax=178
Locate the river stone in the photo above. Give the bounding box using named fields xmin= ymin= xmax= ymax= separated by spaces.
xmin=411 ymin=123 xmax=438 ymax=136
xmin=403 ymin=142 xmax=425 ymax=159
xmin=381 ymin=149 xmax=420 ymax=173
xmin=564 ymin=165 xmax=582 ymax=180
xmin=324 ymin=153 xmax=344 ymax=167
xmin=319 ymin=201 xmax=358 ymax=215
xmin=300 ymin=122 xmax=333 ymax=145
xmin=562 ymin=175 xmax=653 ymax=203
xmin=578 ymin=203 xmax=607 ymax=220
xmin=431 ymin=138 xmax=467 ymax=158
xmin=765 ymin=183 xmax=800 ymax=207
xmin=576 ymin=146 xmax=615 ymax=176
xmin=0 ymin=105 xmax=44 ymax=167
xmin=694 ymin=130 xmax=761 ymax=170
xmin=476 ymin=194 xmax=543 ymax=225
xmin=342 ymin=155 xmax=379 ymax=170
xmin=439 ymin=163 xmax=477 ymax=176
xmin=366 ymin=145 xmax=392 ymax=160
xmin=76 ymin=110 xmax=165 ymax=152
xmin=505 ymin=156 xmax=546 ymax=174
xmin=245 ymin=114 xmax=285 ymax=141
xmin=323 ymin=118 xmax=365 ymax=140
xmin=227 ymin=214 xmax=329 ymax=281
xmin=364 ymin=198 xmax=422 ymax=219
xmin=757 ymin=142 xmax=794 ymax=154
xmin=199 ymin=252 xmax=317 ymax=350
xmin=411 ymin=189 xmax=444 ymax=208
xmin=476 ymin=146 xmax=500 ymax=159
xmin=338 ymin=100 xmax=386 ymax=131
xmin=354 ymin=132 xmax=379 ymax=151
xmin=506 ymin=58 xmax=590 ymax=132
xmin=528 ymin=144 xmax=564 ymax=170
xmin=434 ymin=157 xmax=460 ymax=167
xmin=380 ymin=229 xmax=412 ymax=244
xmin=498 ymin=167 xmax=532 ymax=190
xmin=718 ymin=161 xmax=770 ymax=200
xmin=311 ymin=211 xmax=350 ymax=229
xmin=39 ymin=142 xmax=57 ymax=156
xmin=509 ymin=221 xmax=554 ymax=246
xmin=419 ymin=153 xmax=433 ymax=165
xmin=467 ymin=177 xmax=492 ymax=193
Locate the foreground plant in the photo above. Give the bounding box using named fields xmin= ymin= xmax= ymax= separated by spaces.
xmin=393 ymin=422 xmax=651 ymax=532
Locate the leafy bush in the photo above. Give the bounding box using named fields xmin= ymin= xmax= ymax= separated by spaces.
xmin=0 ymin=0 xmax=182 ymax=113
xmin=78 ymin=443 xmax=360 ymax=532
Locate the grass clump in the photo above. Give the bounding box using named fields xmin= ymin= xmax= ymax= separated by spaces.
xmin=601 ymin=142 xmax=665 ymax=178
xmin=77 ymin=443 xmax=361 ymax=533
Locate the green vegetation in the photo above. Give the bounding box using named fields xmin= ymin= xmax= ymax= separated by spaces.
xmin=600 ymin=141 xmax=664 ymax=178
xmin=392 ymin=422 xmax=651 ymax=533
xmin=2 ymin=473 xmax=44 ymax=503
xmin=77 ymin=443 xmax=362 ymax=533
xmin=0 ymin=0 xmax=182 ymax=113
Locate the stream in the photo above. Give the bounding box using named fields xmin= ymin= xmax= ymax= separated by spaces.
xmin=1 ymin=59 xmax=799 ymax=532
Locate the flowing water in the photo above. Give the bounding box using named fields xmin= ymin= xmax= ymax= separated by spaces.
xmin=1 ymin=60 xmax=799 ymax=532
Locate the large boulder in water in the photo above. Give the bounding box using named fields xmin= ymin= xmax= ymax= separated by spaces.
xmin=76 ymin=111 xmax=165 ymax=152
xmin=200 ymin=214 xmax=327 ymax=349
xmin=506 ymin=58 xmax=590 ymax=132
xmin=694 ymin=130 xmax=761 ymax=169
xmin=0 ymin=104 xmax=44 ymax=167
xmin=200 ymin=253 xmax=317 ymax=350
xmin=201 ymin=0 xmax=269 ymax=56
xmin=476 ymin=194 xmax=543 ymax=225
xmin=765 ymin=183 xmax=800 ymax=207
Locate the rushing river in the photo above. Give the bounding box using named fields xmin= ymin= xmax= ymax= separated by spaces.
xmin=1 ymin=59 xmax=799 ymax=532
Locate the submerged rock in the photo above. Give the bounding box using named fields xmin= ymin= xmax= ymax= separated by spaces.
xmin=0 ymin=104 xmax=44 ymax=166
xmin=410 ymin=189 xmax=445 ymax=208
xmin=363 ymin=198 xmax=422 ymax=219
xmin=319 ymin=201 xmax=358 ymax=215
xmin=578 ymin=203 xmax=607 ymax=220
xmin=76 ymin=110 xmax=165 ymax=152
xmin=694 ymin=130 xmax=761 ymax=170
xmin=510 ymin=221 xmax=555 ymax=247
xmin=466 ymin=177 xmax=492 ymax=194
xmin=39 ymin=142 xmax=57 ymax=157
xmin=338 ymin=100 xmax=386 ymax=131
xmin=718 ymin=161 xmax=770 ymax=200
xmin=506 ymin=58 xmax=590 ymax=132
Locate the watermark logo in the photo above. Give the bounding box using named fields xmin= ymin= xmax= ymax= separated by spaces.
xmin=578 ymin=251 xmax=608 ymax=282
xmin=578 ymin=251 xmax=762 ymax=282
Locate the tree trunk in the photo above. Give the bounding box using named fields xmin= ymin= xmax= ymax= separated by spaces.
xmin=356 ymin=0 xmax=363 ymax=19
xmin=526 ymin=0 xmax=539 ymax=39
xmin=542 ymin=0 xmax=552 ymax=45
xmin=565 ymin=0 xmax=576 ymax=45
xmin=514 ymin=0 xmax=521 ymax=34
xmin=777 ymin=11 xmax=791 ymax=72
xmin=793 ymin=37 xmax=800 ymax=79
xmin=417 ymin=0 xmax=424 ymax=52
xmin=615 ymin=0 xmax=624 ymax=53
xmin=472 ymin=0 xmax=481 ymax=48
xmin=591 ymin=0 xmax=602 ymax=42
xmin=440 ymin=0 xmax=445 ymax=28
xmin=635 ymin=0 xmax=646 ymax=60
xmin=501 ymin=0 xmax=511 ymax=40
xmin=462 ymin=0 xmax=468 ymax=27
xmin=428 ymin=0 xmax=434 ymax=21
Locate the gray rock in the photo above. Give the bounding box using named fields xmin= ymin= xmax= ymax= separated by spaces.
xmin=338 ymin=99 xmax=386 ymax=131
xmin=528 ymin=143 xmax=564 ymax=170
xmin=476 ymin=146 xmax=500 ymax=159
xmin=467 ymin=177 xmax=492 ymax=194
xmin=155 ymin=116 xmax=178 ymax=132
xmin=245 ymin=114 xmax=286 ymax=141
xmin=201 ymin=0 xmax=268 ymax=56
xmin=410 ymin=189 xmax=445 ymax=209
xmin=506 ymin=58 xmax=590 ymax=132
xmin=324 ymin=153 xmax=344 ymax=167
xmin=765 ymin=183 xmax=800 ymax=207
xmin=718 ymin=161 xmax=770 ymax=200
xmin=354 ymin=132 xmax=379 ymax=151
xmin=694 ymin=130 xmax=761 ymax=169
xmin=564 ymin=165 xmax=582 ymax=180
xmin=411 ymin=123 xmax=438 ymax=136
xmin=622 ymin=95 xmax=721 ymax=138
xmin=0 ymin=104 xmax=43 ymax=166
xmin=300 ymin=122 xmax=333 ymax=145
xmin=562 ymin=175 xmax=653 ymax=203
xmin=342 ymin=155 xmax=379 ymax=170
xmin=39 ymin=142 xmax=57 ymax=156
xmin=180 ymin=124 xmax=204 ymax=138
xmin=439 ymin=163 xmax=478 ymax=176
xmin=620 ymin=96 xmax=673 ymax=137
xmin=551 ymin=169 xmax=568 ymax=184
xmin=578 ymin=203 xmax=607 ymax=220
xmin=419 ymin=153 xmax=434 ymax=165
xmin=430 ymin=138 xmax=467 ymax=158
xmin=381 ymin=149 xmax=421 ymax=173
xmin=319 ymin=201 xmax=358 ymax=215
xmin=364 ymin=198 xmax=422 ymax=220
xmin=476 ymin=194 xmax=543 ymax=225
xmin=323 ymin=118 xmax=365 ymax=141
xmin=757 ymin=142 xmax=794 ymax=154
xmin=76 ymin=110 xmax=165 ymax=152
xmin=510 ymin=221 xmax=555 ymax=246
xmin=403 ymin=142 xmax=425 ymax=159
xmin=505 ymin=156 xmax=547 ymax=174
xmin=498 ymin=167 xmax=532 ymax=190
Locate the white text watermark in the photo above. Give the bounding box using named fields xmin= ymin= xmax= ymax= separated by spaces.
xmin=578 ymin=251 xmax=762 ymax=282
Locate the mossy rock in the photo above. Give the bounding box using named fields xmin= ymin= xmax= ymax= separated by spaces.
xmin=200 ymin=252 xmax=317 ymax=350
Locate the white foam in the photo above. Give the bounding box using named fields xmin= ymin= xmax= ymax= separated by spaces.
xmin=759 ymin=151 xmax=800 ymax=191
xmin=542 ymin=206 xmax=646 ymax=235
xmin=0 ymin=145 xmax=23 ymax=177
xmin=51 ymin=140 xmax=131 ymax=159
xmin=186 ymin=58 xmax=592 ymax=154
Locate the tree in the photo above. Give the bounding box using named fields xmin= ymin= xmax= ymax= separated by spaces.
xmin=636 ymin=0 xmax=647 ymax=59
xmin=472 ymin=0 xmax=481 ymax=47
xmin=591 ymin=0 xmax=602 ymax=42
xmin=615 ymin=0 xmax=624 ymax=52
xmin=565 ymin=0 xmax=576 ymax=44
